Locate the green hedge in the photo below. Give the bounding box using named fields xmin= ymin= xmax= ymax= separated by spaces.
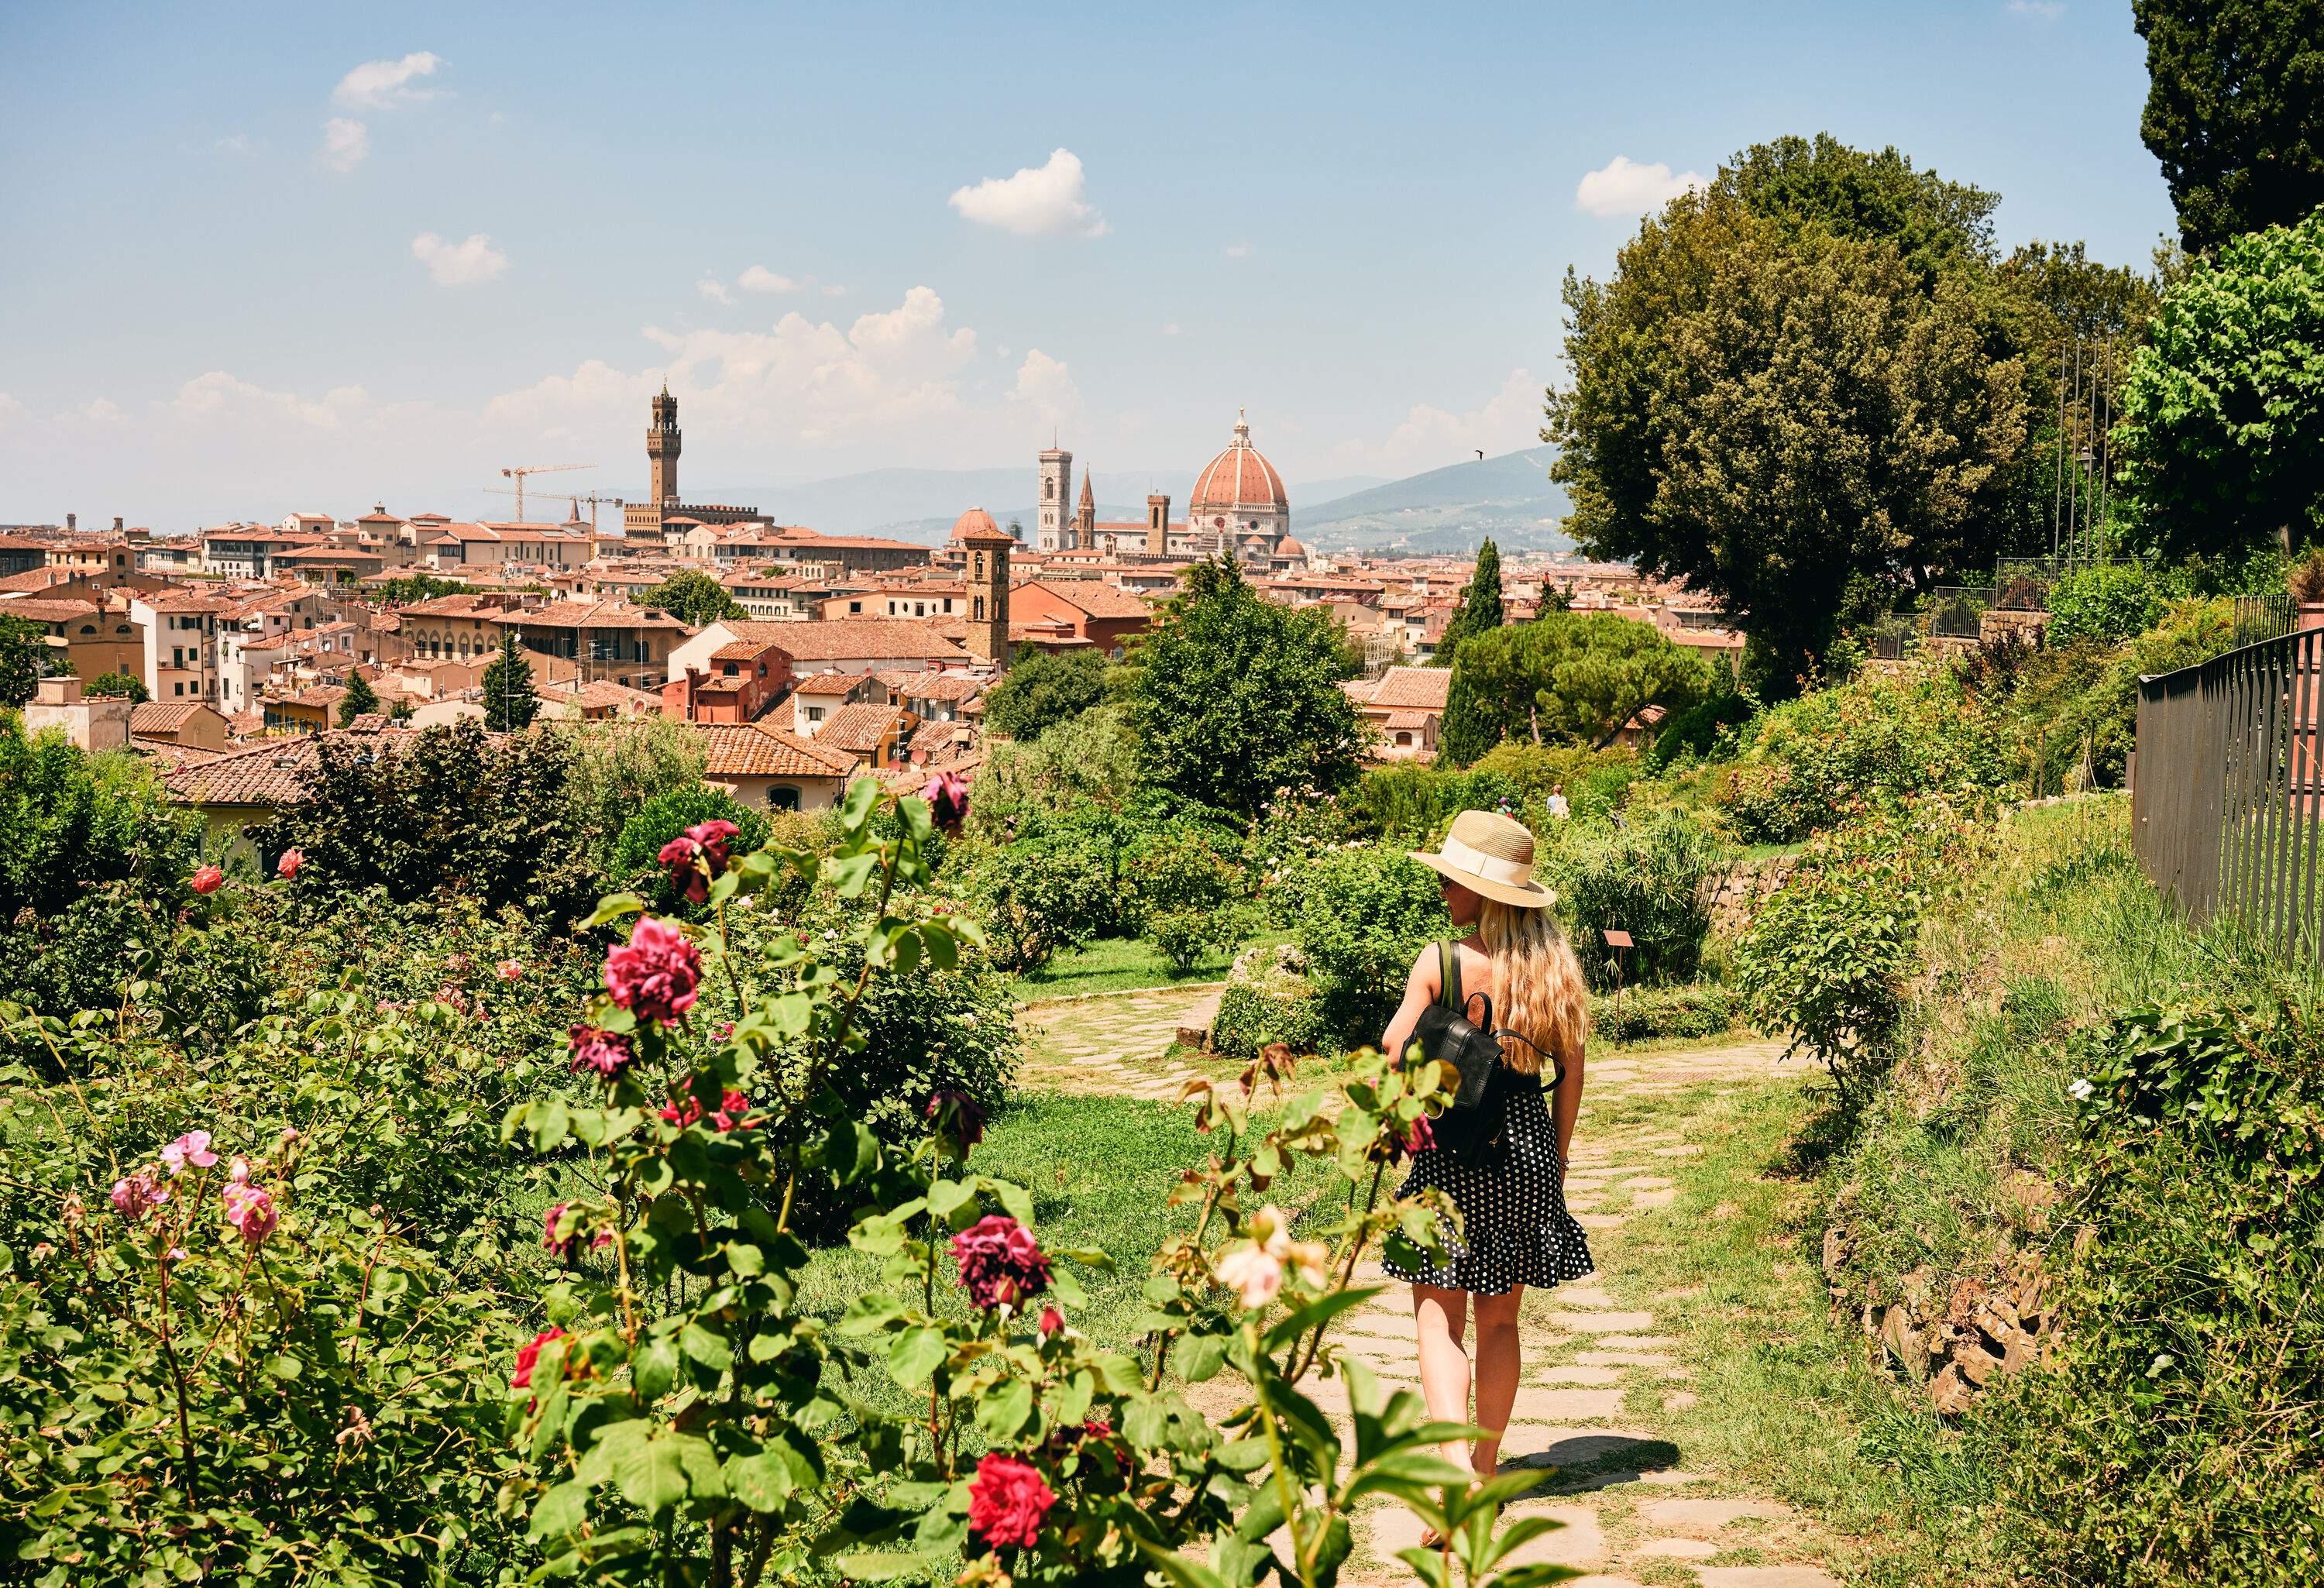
xmin=1590 ymin=985 xmax=1742 ymax=1045
xmin=1209 ymin=979 xmax=1329 ymax=1060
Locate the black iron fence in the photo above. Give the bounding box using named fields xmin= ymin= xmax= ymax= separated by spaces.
xmin=2134 ymin=624 xmax=2324 ymax=955
xmin=1927 ymin=587 xmax=1992 ymax=638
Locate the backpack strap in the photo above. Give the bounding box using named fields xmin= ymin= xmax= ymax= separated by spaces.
xmin=1435 ymin=939 xmax=1462 ymax=1012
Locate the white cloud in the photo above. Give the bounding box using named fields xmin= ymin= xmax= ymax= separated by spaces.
xmin=2006 ymin=1 xmax=2066 ymax=16
xmin=334 ymin=51 xmax=445 ymax=109
xmin=1222 ymin=241 xmax=1252 ymax=260
xmin=1574 ymin=155 xmax=1706 ymax=218
xmin=738 ymin=265 xmax=803 ymax=294
xmin=1162 ymin=322 xmax=1184 ymax=337
xmin=0 ymin=393 xmax=32 ymax=427
xmin=820 ymin=284 xmax=847 ymax=297
xmin=65 ymin=398 xmax=127 ymax=425
xmin=1009 ymin=350 xmax=1081 ymax=426
xmin=411 ymin=232 xmax=509 ymax=286
xmin=698 ymin=276 xmax=734 ymax=305
xmin=947 ymin=148 xmax=1108 ymax=238
xmin=215 ymin=133 xmax=258 ymax=156
xmin=491 ymin=287 xmax=992 ymax=452
xmin=1337 ymin=368 xmax=1545 ymax=471
xmin=169 ymin=371 xmax=373 ymax=429
xmin=318 ymin=118 xmax=370 ymax=173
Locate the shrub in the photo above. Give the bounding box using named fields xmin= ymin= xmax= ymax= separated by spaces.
xmin=1993 ymin=996 xmax=2324 ymax=1583
xmin=1724 ymin=667 xmax=2015 ymax=844
xmin=2042 ymin=562 xmax=2178 ymax=644
xmin=610 ymin=785 xmax=769 ymax=907
xmin=961 ymin=816 xmax=1130 ymax=974
xmin=1643 ymin=688 xmax=1755 ymax=771
xmin=1590 ymin=985 xmax=1742 ymax=1045
xmin=1348 ymin=764 xmax=1519 ymax=845
xmin=1294 ymin=847 xmax=1449 ymax=1038
xmin=982 ymin=647 xmax=1111 ymax=742
xmin=970 ymin=704 xmax=1142 ymax=828
xmin=1733 ymin=802 xmax=1974 ymax=1102
xmin=1208 ymin=978 xmax=1329 ymax=1060
xmin=1538 ymin=809 xmax=1728 ymax=990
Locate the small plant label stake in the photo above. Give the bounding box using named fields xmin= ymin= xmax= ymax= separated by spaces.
xmin=1604 ymin=928 xmax=1633 ymax=1002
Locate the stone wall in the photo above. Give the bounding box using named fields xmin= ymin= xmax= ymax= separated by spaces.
xmin=1705 ymin=853 xmax=1798 ymax=936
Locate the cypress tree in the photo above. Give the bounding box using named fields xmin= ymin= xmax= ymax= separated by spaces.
xmin=1436 ymin=538 xmax=1504 ymax=669
xmin=482 ymin=631 xmax=539 ymax=731
xmin=337 ymin=669 xmax=380 ymax=727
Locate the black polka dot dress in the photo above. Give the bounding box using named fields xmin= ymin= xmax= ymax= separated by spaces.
xmin=1381 ymin=1081 xmax=1593 ymax=1297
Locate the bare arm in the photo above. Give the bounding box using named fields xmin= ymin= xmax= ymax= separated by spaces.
xmin=1378 ymin=944 xmax=1441 ymax=1067
xmin=1549 ymin=1043 xmax=1584 ymax=1184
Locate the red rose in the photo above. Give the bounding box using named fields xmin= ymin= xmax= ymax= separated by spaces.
xmin=190 ymin=864 xmax=224 ymax=895
xmin=511 ymin=1326 xmax=566 ymax=1389
xmin=603 ymin=916 xmax=701 ymax=1025
xmin=967 ymin=1452 xmax=1056 ymax=1551
xmin=951 ymin=1214 xmax=1052 ymax=1310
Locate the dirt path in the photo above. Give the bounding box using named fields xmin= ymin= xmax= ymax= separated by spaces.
xmin=1015 ymin=989 xmax=1843 ymax=1587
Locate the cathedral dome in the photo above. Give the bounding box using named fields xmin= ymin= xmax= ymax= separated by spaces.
xmin=949 ymin=506 xmax=1011 ymax=542
xmin=1189 ymin=414 xmax=1288 ymax=516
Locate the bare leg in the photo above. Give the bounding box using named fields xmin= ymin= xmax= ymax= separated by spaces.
xmin=1411 ymin=1284 xmax=1472 ymax=1469
xmin=1467 ymin=1287 xmax=1525 ymax=1476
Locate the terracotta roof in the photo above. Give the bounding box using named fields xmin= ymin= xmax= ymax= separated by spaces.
xmin=1382 ymin=710 xmax=1432 ymax=730
xmin=162 ymin=729 xmax=411 ymax=809
xmin=882 ymin=669 xmax=985 ymax=702
xmin=711 ymin=638 xmax=782 ymax=662
xmin=816 ymin=702 xmax=906 ymax=756
xmin=521 ymin=599 xmax=691 ymax=631
xmin=1360 ymin=666 xmax=1452 ymax=710
xmin=1022 ymin=579 xmax=1151 ymax=620
xmin=0 ymin=597 xmax=98 ymax=623
xmin=0 ymin=570 xmax=73 ymax=593
xmin=721 ymin=619 xmax=967 ymax=663
xmin=693 ymin=722 xmax=858 ymax=779
xmin=131 ymin=737 xmax=222 ymax=769
xmin=130 ymin=702 xmax=214 ymax=734
xmin=1189 ymin=417 xmax=1289 ymax=514
xmin=792 ymin=673 xmax=865 ymax=694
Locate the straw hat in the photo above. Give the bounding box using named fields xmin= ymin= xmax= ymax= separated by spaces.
xmin=1409 ymin=809 xmax=1556 ymax=909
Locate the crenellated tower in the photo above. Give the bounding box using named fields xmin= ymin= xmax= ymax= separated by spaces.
xmin=648 ymin=385 xmax=682 ymax=506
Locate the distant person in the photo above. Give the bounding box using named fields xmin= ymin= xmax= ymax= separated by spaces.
xmin=1380 ymin=810 xmax=1591 ymax=1500
xmin=1544 ymin=783 xmax=1570 ymax=821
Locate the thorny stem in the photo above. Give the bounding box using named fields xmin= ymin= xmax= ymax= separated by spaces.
xmin=1289 ymin=1157 xmax=1388 ymax=1384
xmin=1253 ymin=1319 xmax=1316 ymax=1587
xmin=151 ymin=1245 xmax=202 ymax=1506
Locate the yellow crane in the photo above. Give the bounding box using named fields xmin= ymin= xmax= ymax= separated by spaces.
xmin=498 ymin=462 xmax=594 ymax=521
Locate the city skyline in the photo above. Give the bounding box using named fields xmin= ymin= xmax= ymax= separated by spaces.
xmin=2 ymin=1 xmax=2173 ymax=527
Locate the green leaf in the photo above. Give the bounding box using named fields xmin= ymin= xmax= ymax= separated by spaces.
xmin=725 ymin=1450 xmax=795 ymax=1513
xmin=680 ymin=1321 xmax=734 ymax=1371
xmin=266 ymin=1354 xmax=302 ymax=1380
xmin=631 ymin=1334 xmax=680 ymax=1401
xmin=531 ymin=1097 xmax=571 ymax=1153
xmin=580 ymin=892 xmax=648 ymax=929
xmin=612 ymin=1438 xmax=691 ymax=1518
xmin=1173 ymin=1332 xmax=1228 ymax=1383
xmin=529 ymin=1480 xmax=591 ymax=1539
xmin=925 ymin=1178 xmax=973 ymax=1220
xmin=975 ymin=1377 xmax=1034 ymax=1444
xmin=886 ymin=1325 xmax=947 ymax=1387
xmin=986 ymin=1177 xmax=1035 ymax=1225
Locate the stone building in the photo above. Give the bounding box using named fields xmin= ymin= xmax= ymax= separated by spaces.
xmin=1033 ymin=413 xmax=1304 ymax=567
xmin=951 ymin=507 xmax=1015 ymax=666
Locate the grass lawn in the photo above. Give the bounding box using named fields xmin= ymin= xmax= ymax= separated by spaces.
xmin=1009 ymin=930 xmax=1291 ymax=1004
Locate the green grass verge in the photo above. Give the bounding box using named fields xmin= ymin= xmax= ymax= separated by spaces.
xmin=1009 ymin=931 xmax=1291 ymax=1003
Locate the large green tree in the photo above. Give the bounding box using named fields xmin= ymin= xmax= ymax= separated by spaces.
xmin=1440 ymin=613 xmax=1710 ymax=762
xmin=641 ymin=569 xmax=746 ymax=626
xmin=2114 ymin=211 xmax=2324 ymax=558
xmin=85 ymin=670 xmax=149 ymax=704
xmin=0 ymin=617 xmax=44 ymax=708
xmin=2134 ymin=0 xmax=2324 ymax=254
xmin=1128 ymin=556 xmax=1365 ymax=814
xmin=1547 ymin=175 xmax=2030 ymax=689
xmin=481 ymin=631 xmax=540 ymax=731
xmin=982 ymin=647 xmax=1109 ymax=742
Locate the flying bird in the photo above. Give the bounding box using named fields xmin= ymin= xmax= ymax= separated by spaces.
xmin=1475 ymin=450 xmax=1485 ymax=460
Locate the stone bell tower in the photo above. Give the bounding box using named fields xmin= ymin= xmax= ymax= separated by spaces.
xmin=648 ymin=385 xmax=682 ymax=506
xmin=1036 ymin=441 xmax=1071 ymax=552
xmin=955 ymin=508 xmax=1015 ymax=668
xmin=1075 ymin=472 xmax=1097 ymax=551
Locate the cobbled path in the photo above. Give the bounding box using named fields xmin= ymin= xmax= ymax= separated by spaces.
xmin=1015 ymin=985 xmax=1842 ymax=1586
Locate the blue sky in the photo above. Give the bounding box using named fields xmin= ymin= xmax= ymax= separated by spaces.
xmin=0 ymin=1 xmax=2171 ymax=528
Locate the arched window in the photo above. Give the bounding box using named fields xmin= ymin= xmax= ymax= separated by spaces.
xmin=768 ymin=785 xmax=801 ymax=811
xmin=1395 ymin=732 xmax=1413 ymax=748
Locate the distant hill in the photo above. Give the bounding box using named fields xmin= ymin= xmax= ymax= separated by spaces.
xmin=1297 ymin=446 xmax=1570 ymax=554
xmin=657 ymin=451 xmax=1561 ymax=553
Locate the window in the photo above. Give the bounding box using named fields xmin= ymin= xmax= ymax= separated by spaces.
xmin=1395 ymin=732 xmax=1412 ymax=748
xmin=973 ymin=596 xmax=985 ymax=620
xmin=848 ymin=600 xmax=862 ymax=614
xmin=769 ymin=785 xmax=801 ymax=811
xmin=806 ymin=706 xmax=825 ymax=724
xmin=174 ymin=682 xmax=184 ymax=697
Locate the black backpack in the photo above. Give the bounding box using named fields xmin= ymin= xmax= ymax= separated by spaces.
xmin=1406 ymin=940 xmax=1556 ymax=1167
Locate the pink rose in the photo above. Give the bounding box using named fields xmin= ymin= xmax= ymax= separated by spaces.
xmin=277 ymin=848 xmax=303 ymax=880
xmin=923 ymin=771 xmax=971 ymax=837
xmin=566 ymin=1025 xmax=635 ymax=1079
xmin=189 ymin=864 xmax=224 ymax=895
xmin=658 ymin=818 xmax=741 ymax=904
xmin=603 ymin=916 xmax=702 ymax=1025
xmin=159 ymin=1129 xmax=218 ymax=1177
xmin=109 ymin=1169 xmax=167 ymax=1223
xmin=496 ymin=959 xmax=524 ymax=981
xmin=222 ymin=1182 xmax=277 ymax=1245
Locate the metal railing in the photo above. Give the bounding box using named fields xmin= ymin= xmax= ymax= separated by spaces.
xmin=2235 ymin=593 xmax=2294 ymax=647
xmin=1927 ymin=588 xmax=1993 ymax=638
xmin=2134 ymin=625 xmax=2324 ymax=957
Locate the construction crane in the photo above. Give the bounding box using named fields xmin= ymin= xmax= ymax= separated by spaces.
xmin=498 ymin=462 xmax=594 ymax=521
xmin=485 ymin=486 xmax=627 ymax=534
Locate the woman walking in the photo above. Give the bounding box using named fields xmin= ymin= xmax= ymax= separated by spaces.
xmin=1380 ymin=809 xmax=1592 ymax=1487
